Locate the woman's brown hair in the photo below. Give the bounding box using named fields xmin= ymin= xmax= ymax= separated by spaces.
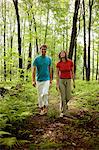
xmin=58 ymin=51 xmax=67 ymax=61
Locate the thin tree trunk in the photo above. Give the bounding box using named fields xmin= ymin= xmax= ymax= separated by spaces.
xmin=10 ymin=35 xmax=13 ymax=81
xmin=87 ymin=0 xmax=94 ymax=81
xmin=39 ymin=15 xmax=41 ymax=45
xmin=13 ymin=0 xmax=23 ymax=78
xmin=9 ymin=6 xmax=15 ymax=81
xmin=82 ymin=0 xmax=87 ymax=80
xmin=3 ymin=0 xmax=6 ymax=81
xmin=74 ymin=38 xmax=77 ymax=78
xmin=92 ymin=32 xmax=94 ymax=80
xmin=44 ymin=8 xmax=49 ymax=44
xmin=27 ymin=13 xmax=32 ymax=70
xmin=22 ymin=19 xmax=26 ymax=70
xmin=68 ymin=0 xmax=80 ymax=59
xmin=0 ymin=28 xmax=3 ymax=82
xmin=33 ymin=13 xmax=39 ymax=54
xmin=66 ymin=18 xmax=68 ymax=51
xmin=52 ymin=28 xmax=56 ymax=79
xmin=63 ymin=33 xmax=65 ymax=50
xmin=96 ymin=49 xmax=99 ymax=81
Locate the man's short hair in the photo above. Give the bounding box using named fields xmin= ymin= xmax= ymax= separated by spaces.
xmin=40 ymin=44 xmax=47 ymax=49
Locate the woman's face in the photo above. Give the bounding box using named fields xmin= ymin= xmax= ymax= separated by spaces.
xmin=60 ymin=51 xmax=66 ymax=58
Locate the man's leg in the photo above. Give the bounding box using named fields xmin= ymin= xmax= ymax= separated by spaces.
xmin=37 ymin=81 xmax=44 ymax=114
xmin=43 ymin=80 xmax=50 ymax=113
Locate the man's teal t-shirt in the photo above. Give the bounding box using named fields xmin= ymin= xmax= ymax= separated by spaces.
xmin=32 ymin=55 xmax=52 ymax=81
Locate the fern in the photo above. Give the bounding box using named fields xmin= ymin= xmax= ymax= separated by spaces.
xmin=0 ymin=131 xmax=11 ymax=136
xmin=0 ymin=137 xmax=17 ymax=148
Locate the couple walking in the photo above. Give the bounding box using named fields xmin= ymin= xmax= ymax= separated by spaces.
xmin=32 ymin=44 xmax=74 ymax=117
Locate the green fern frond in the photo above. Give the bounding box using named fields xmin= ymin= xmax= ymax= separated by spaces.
xmin=0 ymin=137 xmax=17 ymax=147
xmin=0 ymin=131 xmax=11 ymax=136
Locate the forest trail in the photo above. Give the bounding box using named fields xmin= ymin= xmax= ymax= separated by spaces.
xmin=0 ymin=82 xmax=99 ymax=150
xmin=13 ymin=94 xmax=99 ymax=150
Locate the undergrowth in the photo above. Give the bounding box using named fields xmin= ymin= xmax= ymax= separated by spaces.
xmin=0 ymin=79 xmax=99 ymax=149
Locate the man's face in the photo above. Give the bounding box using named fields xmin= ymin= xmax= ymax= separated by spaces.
xmin=41 ymin=47 xmax=47 ymax=56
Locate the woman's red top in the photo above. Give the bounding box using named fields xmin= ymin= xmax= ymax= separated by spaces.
xmin=56 ymin=59 xmax=73 ymax=79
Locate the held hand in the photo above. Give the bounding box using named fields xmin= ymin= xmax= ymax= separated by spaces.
xmin=73 ymin=80 xmax=75 ymax=88
xmin=56 ymin=84 xmax=59 ymax=91
xmin=32 ymin=81 xmax=36 ymax=87
xmin=49 ymin=80 xmax=52 ymax=88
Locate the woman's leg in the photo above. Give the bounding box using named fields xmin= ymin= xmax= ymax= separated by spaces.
xmin=65 ymin=79 xmax=71 ymax=103
xmin=59 ymin=79 xmax=66 ymax=114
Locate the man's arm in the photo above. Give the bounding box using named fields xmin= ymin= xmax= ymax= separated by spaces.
xmin=32 ymin=66 xmax=36 ymax=87
xmin=49 ymin=66 xmax=53 ymax=84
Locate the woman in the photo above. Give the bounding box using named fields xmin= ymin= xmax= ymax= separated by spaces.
xmin=56 ymin=51 xmax=74 ymax=117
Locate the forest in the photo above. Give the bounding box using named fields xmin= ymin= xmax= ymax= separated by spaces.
xmin=0 ymin=0 xmax=99 ymax=149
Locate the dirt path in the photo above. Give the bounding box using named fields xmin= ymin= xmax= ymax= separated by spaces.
xmin=13 ymin=97 xmax=99 ymax=150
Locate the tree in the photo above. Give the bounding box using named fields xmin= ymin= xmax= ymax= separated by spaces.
xmin=86 ymin=0 xmax=94 ymax=81
xmin=33 ymin=12 xmax=39 ymax=54
xmin=68 ymin=0 xmax=80 ymax=59
xmin=3 ymin=0 xmax=6 ymax=81
xmin=13 ymin=0 xmax=23 ymax=78
xmin=96 ymin=46 xmax=99 ymax=81
xmin=44 ymin=7 xmax=49 ymax=44
xmin=92 ymin=32 xmax=94 ymax=80
xmin=82 ymin=0 xmax=87 ymax=80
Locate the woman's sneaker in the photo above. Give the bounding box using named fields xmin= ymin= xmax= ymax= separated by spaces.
xmin=43 ymin=106 xmax=48 ymax=114
xmin=60 ymin=113 xmax=63 ymax=118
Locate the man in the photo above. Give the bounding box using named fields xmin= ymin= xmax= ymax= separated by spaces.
xmin=32 ymin=44 xmax=52 ymax=115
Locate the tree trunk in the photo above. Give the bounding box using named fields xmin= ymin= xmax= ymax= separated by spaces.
xmin=68 ymin=0 xmax=80 ymax=59
xmin=74 ymin=38 xmax=77 ymax=78
xmin=82 ymin=0 xmax=87 ymax=80
xmin=3 ymin=0 xmax=6 ymax=81
xmin=9 ymin=4 xmax=12 ymax=81
xmin=27 ymin=13 xmax=32 ymax=70
xmin=13 ymin=0 xmax=23 ymax=78
xmin=92 ymin=32 xmax=94 ymax=80
xmin=66 ymin=18 xmax=68 ymax=51
xmin=86 ymin=0 xmax=94 ymax=81
xmin=9 ymin=8 xmax=15 ymax=81
xmin=33 ymin=13 xmax=39 ymax=54
xmin=63 ymin=33 xmax=65 ymax=50
xmin=0 ymin=27 xmax=3 ymax=82
xmin=96 ymin=49 xmax=99 ymax=81
xmin=22 ymin=19 xmax=26 ymax=70
xmin=44 ymin=8 xmax=49 ymax=44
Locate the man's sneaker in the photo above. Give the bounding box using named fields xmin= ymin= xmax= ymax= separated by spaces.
xmin=44 ymin=107 xmax=48 ymax=114
xmin=40 ymin=110 xmax=45 ymax=115
xmin=60 ymin=113 xmax=63 ymax=118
